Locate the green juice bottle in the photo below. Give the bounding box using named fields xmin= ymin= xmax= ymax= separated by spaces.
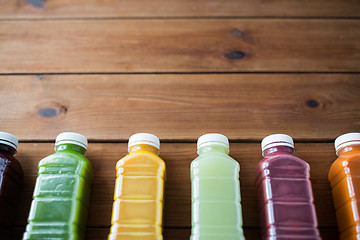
xmin=190 ymin=133 xmax=245 ymax=240
xmin=23 ymin=132 xmax=93 ymax=240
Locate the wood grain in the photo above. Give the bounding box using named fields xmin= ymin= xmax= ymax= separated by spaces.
xmin=12 ymin=227 xmax=340 ymax=240
xmin=1 ymin=1 xmax=353 ymax=240
xmin=0 ymin=74 xmax=359 ymax=141
xmin=14 ymin=143 xmax=338 ymax=229
xmin=1 ymin=0 xmax=359 ymax=18
xmin=0 ymin=20 xmax=359 ymax=73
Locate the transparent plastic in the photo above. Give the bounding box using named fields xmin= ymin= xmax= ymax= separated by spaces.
xmin=329 ymin=144 xmax=360 ymax=240
xmin=23 ymin=143 xmax=93 ymax=240
xmin=256 ymin=146 xmax=321 ymax=240
xmin=190 ymin=145 xmax=245 ymax=240
xmin=108 ymin=144 xmax=166 ymax=240
xmin=0 ymin=144 xmax=23 ymax=239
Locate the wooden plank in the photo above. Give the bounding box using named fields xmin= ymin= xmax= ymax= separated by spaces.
xmin=0 ymin=74 xmax=359 ymax=141
xmin=12 ymin=227 xmax=341 ymax=240
xmin=14 ymin=143 xmax=338 ymax=228
xmin=93 ymin=228 xmax=341 ymax=240
xmin=1 ymin=0 xmax=359 ymax=18
xmin=0 ymin=20 xmax=359 ymax=73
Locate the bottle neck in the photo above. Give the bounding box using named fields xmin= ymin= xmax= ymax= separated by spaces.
xmin=128 ymin=144 xmax=160 ymax=155
xmin=337 ymin=144 xmax=360 ymax=156
xmin=198 ymin=145 xmax=229 ymax=155
xmin=55 ymin=144 xmax=86 ymax=155
xmin=262 ymin=145 xmax=294 ymax=157
xmin=0 ymin=143 xmax=16 ymax=156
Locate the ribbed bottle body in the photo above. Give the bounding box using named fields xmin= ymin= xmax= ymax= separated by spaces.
xmin=329 ymin=150 xmax=360 ymax=240
xmin=23 ymin=150 xmax=93 ymax=240
xmin=0 ymin=150 xmax=23 ymax=239
xmin=190 ymin=150 xmax=245 ymax=240
xmin=109 ymin=151 xmax=165 ymax=240
xmin=256 ymin=153 xmax=321 ymax=240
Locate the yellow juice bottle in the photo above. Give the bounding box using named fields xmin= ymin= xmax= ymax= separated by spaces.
xmin=108 ymin=133 xmax=166 ymax=240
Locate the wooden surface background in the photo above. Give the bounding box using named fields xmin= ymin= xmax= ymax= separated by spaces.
xmin=1 ymin=0 xmax=359 ymax=239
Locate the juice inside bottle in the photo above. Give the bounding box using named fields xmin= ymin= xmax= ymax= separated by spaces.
xmin=23 ymin=132 xmax=93 ymax=240
xmin=109 ymin=133 xmax=166 ymax=240
xmin=0 ymin=132 xmax=24 ymax=240
xmin=256 ymin=134 xmax=321 ymax=240
xmin=329 ymin=132 xmax=360 ymax=240
xmin=190 ymin=133 xmax=245 ymax=240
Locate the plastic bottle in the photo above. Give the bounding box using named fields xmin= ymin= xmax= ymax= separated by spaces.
xmin=0 ymin=132 xmax=23 ymax=240
xmin=190 ymin=133 xmax=245 ymax=240
xmin=256 ymin=134 xmax=321 ymax=240
xmin=23 ymin=132 xmax=93 ymax=240
xmin=109 ymin=133 xmax=166 ymax=240
xmin=329 ymin=132 xmax=360 ymax=240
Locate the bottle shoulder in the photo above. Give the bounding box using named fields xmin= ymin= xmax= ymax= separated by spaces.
xmin=0 ymin=154 xmax=10 ymax=171
xmin=40 ymin=150 xmax=88 ymax=163
xmin=116 ymin=151 xmax=166 ymax=178
xmin=7 ymin=156 xmax=23 ymax=175
xmin=257 ymin=153 xmax=309 ymax=179
xmin=117 ymin=151 xmax=165 ymax=168
xmin=0 ymin=155 xmax=24 ymax=179
xmin=39 ymin=151 xmax=93 ymax=177
xmin=329 ymin=153 xmax=360 ymax=181
xmin=190 ymin=152 xmax=240 ymax=179
xmin=259 ymin=153 xmax=308 ymax=169
xmin=192 ymin=152 xmax=238 ymax=165
xmin=0 ymin=151 xmax=16 ymax=168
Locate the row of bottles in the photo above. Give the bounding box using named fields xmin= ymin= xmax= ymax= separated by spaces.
xmin=0 ymin=131 xmax=359 ymax=240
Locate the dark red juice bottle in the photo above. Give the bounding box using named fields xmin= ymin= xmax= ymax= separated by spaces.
xmin=256 ymin=134 xmax=321 ymax=240
xmin=0 ymin=132 xmax=24 ymax=240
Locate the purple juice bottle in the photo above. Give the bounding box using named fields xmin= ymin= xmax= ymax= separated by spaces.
xmin=0 ymin=132 xmax=23 ymax=240
xmin=256 ymin=134 xmax=321 ymax=240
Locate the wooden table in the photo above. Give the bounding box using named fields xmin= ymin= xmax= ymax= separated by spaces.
xmin=1 ymin=1 xmax=360 ymax=239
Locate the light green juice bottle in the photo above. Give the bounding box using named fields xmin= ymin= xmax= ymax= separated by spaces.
xmin=23 ymin=132 xmax=93 ymax=240
xmin=190 ymin=133 xmax=245 ymax=240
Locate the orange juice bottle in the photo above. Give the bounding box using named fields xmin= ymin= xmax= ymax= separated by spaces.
xmin=329 ymin=132 xmax=360 ymax=240
xmin=108 ymin=133 xmax=166 ymax=240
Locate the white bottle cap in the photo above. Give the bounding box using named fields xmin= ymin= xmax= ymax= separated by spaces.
xmin=197 ymin=133 xmax=230 ymax=154
xmin=55 ymin=132 xmax=88 ymax=150
xmin=0 ymin=132 xmax=18 ymax=150
xmin=128 ymin=133 xmax=160 ymax=150
xmin=335 ymin=132 xmax=360 ymax=155
xmin=261 ymin=134 xmax=294 ymax=155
